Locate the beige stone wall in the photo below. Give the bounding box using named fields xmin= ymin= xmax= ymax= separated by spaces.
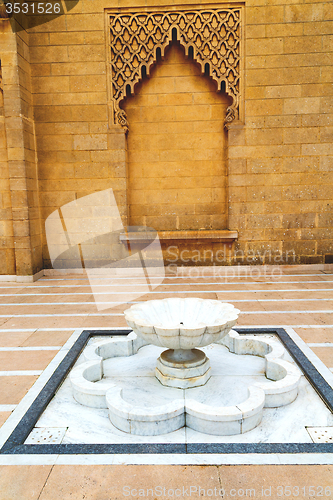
xmin=16 ymin=26 xmax=43 ymax=274
xmin=0 ymin=0 xmax=332 ymax=273
xmin=29 ymin=12 xmax=115 ymax=269
xmin=228 ymin=1 xmax=333 ymax=265
xmin=0 ymin=39 xmax=15 ymax=275
xmin=0 ymin=19 xmax=42 ymax=275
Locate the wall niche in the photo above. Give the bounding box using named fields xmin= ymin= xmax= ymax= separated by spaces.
xmin=107 ymin=7 xmax=242 ymax=264
xmin=123 ymin=40 xmax=230 ymax=233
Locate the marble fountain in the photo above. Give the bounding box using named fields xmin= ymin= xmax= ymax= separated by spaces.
xmin=69 ymin=298 xmax=302 ymax=436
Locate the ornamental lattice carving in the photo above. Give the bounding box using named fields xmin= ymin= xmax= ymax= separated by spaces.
xmin=108 ymin=9 xmax=241 ymax=131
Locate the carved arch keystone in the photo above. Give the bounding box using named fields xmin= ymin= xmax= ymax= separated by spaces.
xmin=108 ymin=8 xmax=242 ymax=132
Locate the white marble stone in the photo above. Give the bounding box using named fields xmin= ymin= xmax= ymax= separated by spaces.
xmin=241 ymin=411 xmax=263 ymax=434
xmin=102 ymin=344 xmax=164 ymax=377
xmin=0 ymin=456 xmax=59 ymax=466
xmin=33 ymin=376 xmax=186 ymax=444
xmin=255 ymin=359 xmax=301 ymax=407
xmin=265 ymin=358 xmax=288 ymax=381
xmin=186 ymin=377 xmax=332 ymax=444
xmin=68 ymin=332 xmax=303 ymax=436
xmin=105 ymin=375 xmax=186 ymax=434
xmin=107 ymin=411 xmax=131 ymax=433
xmin=220 ymin=331 xmax=285 ymax=362
xmin=110 ymin=411 xmax=185 ymax=436
xmin=25 ymin=427 xmax=67 ymax=444
xmin=4 ymin=453 xmax=332 ymax=466
xmin=185 ymin=384 xmax=265 ymax=436
xmin=155 ymin=349 xmax=211 ymax=388
xmin=275 ymin=455 xmax=333 ymax=465
xmin=155 ymin=367 xmax=211 ymax=389
xmin=101 ymin=343 xmax=266 ymax=379
xmin=70 ymin=360 xmax=116 ymax=408
xmin=306 ymin=426 xmax=333 ymax=443
xmin=218 ymin=329 xmax=237 ymax=351
xmin=237 ymin=386 xmax=265 ymax=418
xmin=107 ymin=375 xmax=184 ymax=408
xmin=186 ymin=413 xmax=242 ymax=435
xmin=266 ymin=357 xmax=302 ymax=383
xmin=83 ymin=342 xmax=103 ymax=362
xmin=108 ymin=454 xmax=286 ymax=466
xmin=156 ymin=351 xmax=209 ymax=379
xmin=263 ymin=388 xmax=299 ymax=408
xmin=234 ymin=336 xmax=271 ymax=357
xmin=185 ymin=399 xmax=242 ymax=421
xmin=124 ymin=298 xmax=240 ymax=349
xmin=83 ymin=332 xmax=143 ymax=362
xmin=106 ymin=386 xmax=184 ymax=421
xmin=184 ymin=375 xmax=265 ymax=407
xmin=19 ymin=331 xmax=330 ymax=446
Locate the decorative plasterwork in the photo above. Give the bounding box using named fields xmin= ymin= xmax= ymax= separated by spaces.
xmin=108 ymin=8 xmax=241 ymax=132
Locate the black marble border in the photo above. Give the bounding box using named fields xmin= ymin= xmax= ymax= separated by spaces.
xmin=1 ymin=328 xmax=333 ymax=455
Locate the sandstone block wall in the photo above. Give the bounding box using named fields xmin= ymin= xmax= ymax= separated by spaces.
xmin=0 ymin=39 xmax=15 ymax=276
xmin=0 ymin=0 xmax=332 ymax=273
xmin=1 ymin=19 xmax=42 ymax=275
xmin=229 ymin=1 xmax=333 ymax=265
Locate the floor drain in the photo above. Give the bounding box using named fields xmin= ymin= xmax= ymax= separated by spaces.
xmin=25 ymin=427 xmax=67 ymax=444
xmin=306 ymin=427 xmax=333 ymax=443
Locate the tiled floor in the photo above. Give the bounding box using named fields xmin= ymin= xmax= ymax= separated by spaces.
xmin=0 ymin=265 xmax=333 ymax=498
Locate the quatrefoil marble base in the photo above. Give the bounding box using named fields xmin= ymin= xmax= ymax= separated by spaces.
xmin=70 ymin=331 xmax=301 ymax=436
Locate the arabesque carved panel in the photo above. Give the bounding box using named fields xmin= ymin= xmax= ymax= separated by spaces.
xmin=108 ymin=8 xmax=241 ymax=131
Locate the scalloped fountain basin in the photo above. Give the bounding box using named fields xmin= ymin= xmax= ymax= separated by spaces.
xmin=124 ymin=298 xmax=240 ymax=388
xmin=124 ymin=298 xmax=240 ymax=349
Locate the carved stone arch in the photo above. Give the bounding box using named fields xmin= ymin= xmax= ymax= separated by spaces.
xmin=108 ymin=7 xmax=242 ymax=132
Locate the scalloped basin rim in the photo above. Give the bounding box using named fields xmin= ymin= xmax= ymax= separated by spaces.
xmin=124 ymin=298 xmax=240 ymax=329
xmin=130 ymin=317 xmax=239 ymax=332
xmin=124 ymin=298 xmax=241 ymax=349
